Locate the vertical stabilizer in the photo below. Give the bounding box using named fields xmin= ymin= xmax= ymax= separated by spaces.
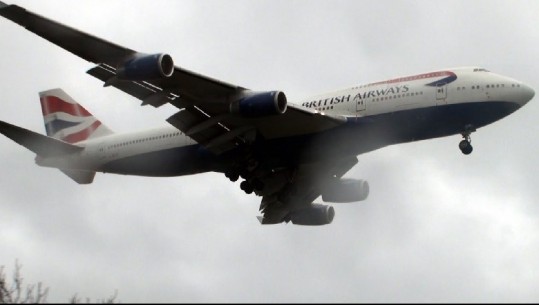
xmin=39 ymin=89 xmax=113 ymax=143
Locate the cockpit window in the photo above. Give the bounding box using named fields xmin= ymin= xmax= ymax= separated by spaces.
xmin=473 ymin=68 xmax=490 ymax=72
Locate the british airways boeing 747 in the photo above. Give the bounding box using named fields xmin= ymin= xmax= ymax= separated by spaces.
xmin=0 ymin=2 xmax=534 ymax=225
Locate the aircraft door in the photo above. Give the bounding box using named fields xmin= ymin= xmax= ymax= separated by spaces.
xmin=436 ymin=83 xmax=448 ymax=105
xmin=356 ymin=98 xmax=366 ymax=113
xmin=355 ymin=89 xmax=366 ymax=115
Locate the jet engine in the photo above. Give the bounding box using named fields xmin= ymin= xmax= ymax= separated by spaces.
xmin=230 ymin=91 xmax=287 ymax=118
xmin=117 ymin=53 xmax=174 ymax=80
xmin=322 ymin=178 xmax=369 ymax=203
xmin=290 ymin=204 xmax=335 ymax=226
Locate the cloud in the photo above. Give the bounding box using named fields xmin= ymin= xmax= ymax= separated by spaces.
xmin=0 ymin=0 xmax=538 ymax=302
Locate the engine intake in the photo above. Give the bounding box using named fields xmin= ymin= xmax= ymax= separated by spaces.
xmin=230 ymin=91 xmax=287 ymax=118
xmin=117 ymin=53 xmax=174 ymax=80
xmin=322 ymin=179 xmax=369 ymax=203
xmin=290 ymin=204 xmax=335 ymax=226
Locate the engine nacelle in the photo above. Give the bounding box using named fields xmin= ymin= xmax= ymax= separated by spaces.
xmin=230 ymin=91 xmax=287 ymax=118
xmin=322 ymin=179 xmax=369 ymax=203
xmin=117 ymin=53 xmax=174 ymax=80
xmin=290 ymin=204 xmax=335 ymax=226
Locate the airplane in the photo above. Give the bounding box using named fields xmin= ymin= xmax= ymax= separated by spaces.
xmin=0 ymin=2 xmax=534 ymax=226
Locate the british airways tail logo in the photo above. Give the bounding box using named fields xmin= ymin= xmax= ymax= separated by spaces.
xmin=40 ymin=95 xmax=102 ymax=143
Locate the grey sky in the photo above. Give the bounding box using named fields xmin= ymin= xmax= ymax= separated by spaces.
xmin=0 ymin=0 xmax=538 ymax=302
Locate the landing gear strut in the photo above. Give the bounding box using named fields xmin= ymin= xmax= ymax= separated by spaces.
xmin=459 ymin=124 xmax=476 ymax=155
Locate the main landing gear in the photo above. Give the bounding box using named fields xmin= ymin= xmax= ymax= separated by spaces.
xmin=225 ymin=172 xmax=240 ymax=182
xmin=239 ymin=179 xmax=264 ymax=194
xmin=459 ymin=124 xmax=476 ymax=155
xmin=225 ymin=170 xmax=265 ymax=195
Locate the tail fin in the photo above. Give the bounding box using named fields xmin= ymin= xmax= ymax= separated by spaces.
xmin=39 ymin=89 xmax=113 ymax=143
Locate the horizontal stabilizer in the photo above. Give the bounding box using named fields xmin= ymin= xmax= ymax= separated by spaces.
xmin=0 ymin=120 xmax=83 ymax=157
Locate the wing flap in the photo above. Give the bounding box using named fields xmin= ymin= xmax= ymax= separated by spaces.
xmin=87 ymin=64 xmax=178 ymax=108
xmin=222 ymin=104 xmax=346 ymax=139
xmin=167 ymin=109 xmax=238 ymax=154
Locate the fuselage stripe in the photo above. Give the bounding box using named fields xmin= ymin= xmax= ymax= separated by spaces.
xmin=368 ymin=71 xmax=456 ymax=86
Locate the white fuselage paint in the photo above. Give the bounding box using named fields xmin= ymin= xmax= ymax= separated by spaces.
xmin=36 ymin=67 xmax=534 ymax=175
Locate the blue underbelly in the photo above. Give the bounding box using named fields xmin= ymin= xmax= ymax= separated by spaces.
xmin=100 ymin=101 xmax=520 ymax=177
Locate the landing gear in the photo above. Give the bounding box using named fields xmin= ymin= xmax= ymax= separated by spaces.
xmin=240 ymin=180 xmax=254 ymax=194
xmin=225 ymin=172 xmax=240 ymax=182
xmin=459 ymin=139 xmax=473 ymax=155
xmin=225 ymin=170 xmax=260 ymax=194
xmin=459 ymin=124 xmax=476 ymax=155
xmin=228 ymin=145 xmax=267 ymax=195
xmin=239 ymin=178 xmax=265 ymax=195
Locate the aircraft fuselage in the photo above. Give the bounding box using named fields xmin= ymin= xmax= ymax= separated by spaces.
xmin=36 ymin=67 xmax=534 ymax=177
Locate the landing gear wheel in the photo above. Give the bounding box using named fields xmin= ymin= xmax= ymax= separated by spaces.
xmin=225 ymin=172 xmax=240 ymax=182
xmin=459 ymin=124 xmax=475 ymax=155
xmin=240 ymin=180 xmax=254 ymax=194
xmin=459 ymin=140 xmax=473 ymax=155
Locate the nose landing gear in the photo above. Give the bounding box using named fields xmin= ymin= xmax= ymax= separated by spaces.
xmin=459 ymin=124 xmax=476 ymax=155
xmin=459 ymin=138 xmax=473 ymax=155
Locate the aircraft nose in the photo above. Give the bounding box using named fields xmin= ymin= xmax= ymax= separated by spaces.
xmin=518 ymin=83 xmax=535 ymax=107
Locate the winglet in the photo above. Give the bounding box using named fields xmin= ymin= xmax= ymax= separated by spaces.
xmin=0 ymin=1 xmax=8 ymax=8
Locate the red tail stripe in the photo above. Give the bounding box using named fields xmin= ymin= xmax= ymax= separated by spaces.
xmin=62 ymin=120 xmax=102 ymax=143
xmin=40 ymin=96 xmax=92 ymax=117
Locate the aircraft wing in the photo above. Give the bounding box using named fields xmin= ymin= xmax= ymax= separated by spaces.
xmin=0 ymin=2 xmax=346 ymax=154
xmin=257 ymin=156 xmax=358 ymax=225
